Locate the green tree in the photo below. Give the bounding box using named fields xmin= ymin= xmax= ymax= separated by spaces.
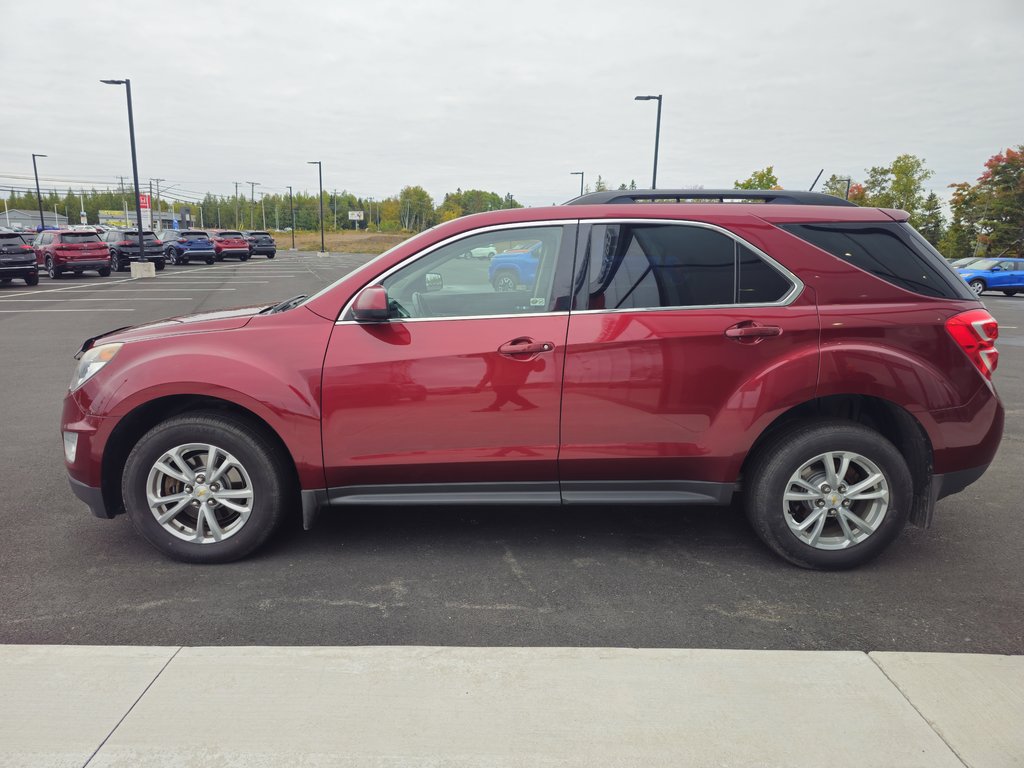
xmin=939 ymin=182 xmax=983 ymax=260
xmin=863 ymin=154 xmax=933 ymax=222
xmin=916 ymin=192 xmax=945 ymax=246
xmin=734 ymin=166 xmax=780 ymax=190
xmin=594 ymin=175 xmax=608 ymax=192
xmin=821 ymin=174 xmax=852 ymax=200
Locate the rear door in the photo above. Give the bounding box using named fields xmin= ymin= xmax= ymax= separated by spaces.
xmin=558 ymin=220 xmax=819 ymax=502
xmin=319 ymin=223 xmax=578 ymax=501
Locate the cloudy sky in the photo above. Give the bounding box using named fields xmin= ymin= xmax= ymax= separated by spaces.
xmin=2 ymin=0 xmax=1021 ymax=209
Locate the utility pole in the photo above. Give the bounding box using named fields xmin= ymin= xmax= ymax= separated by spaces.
xmin=31 ymin=153 xmax=47 ymax=231
xmin=287 ymin=185 xmax=296 ymax=250
xmin=147 ymin=180 xmax=153 ymax=230
xmin=152 ymin=178 xmax=165 ymax=230
xmin=246 ymin=181 xmax=260 ymax=229
xmin=261 ymin=195 xmax=266 ymax=230
xmin=233 ymin=182 xmax=240 ymax=228
xmin=332 ymin=189 xmax=338 ymax=230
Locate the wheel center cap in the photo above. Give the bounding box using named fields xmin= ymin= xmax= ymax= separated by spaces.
xmin=828 ymin=493 xmax=841 ymax=506
xmin=195 ymin=484 xmax=207 ymax=498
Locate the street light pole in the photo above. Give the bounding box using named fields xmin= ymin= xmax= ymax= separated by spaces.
xmin=308 ymin=161 xmax=325 ymax=254
xmin=246 ymin=181 xmax=260 ymax=228
xmin=287 ymin=185 xmax=296 ymax=250
xmin=570 ymin=171 xmax=584 ymax=197
xmin=101 ymin=79 xmax=144 ymax=252
xmin=634 ymin=94 xmax=663 ymax=189
xmin=31 ymin=153 xmax=47 ymax=231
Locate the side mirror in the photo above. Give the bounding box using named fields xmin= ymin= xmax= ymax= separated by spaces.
xmin=425 ymin=272 xmax=443 ymax=292
xmin=352 ymin=285 xmax=389 ymax=322
xmin=991 ymin=266 xmax=1002 ymax=272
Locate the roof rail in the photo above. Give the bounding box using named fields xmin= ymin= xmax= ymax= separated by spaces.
xmin=565 ymin=189 xmax=857 ymax=207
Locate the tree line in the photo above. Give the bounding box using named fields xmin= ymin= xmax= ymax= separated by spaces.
xmin=2 ymin=185 xmax=522 ymax=234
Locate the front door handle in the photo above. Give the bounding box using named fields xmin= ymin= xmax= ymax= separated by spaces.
xmin=498 ymin=337 xmax=554 ymax=356
xmin=724 ymin=322 xmax=782 ymax=341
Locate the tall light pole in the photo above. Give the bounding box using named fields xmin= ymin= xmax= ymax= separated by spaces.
xmin=100 ymin=79 xmax=144 ymax=251
xmin=634 ymin=94 xmax=662 ymax=189
xmin=308 ymin=161 xmax=324 ymax=254
xmin=246 ymin=181 xmax=260 ymax=228
xmin=233 ymin=182 xmax=241 ymax=228
xmin=31 ymin=153 xmax=47 ymax=231
xmin=286 ymin=185 xmax=296 ymax=250
xmin=570 ymin=171 xmax=584 ymax=197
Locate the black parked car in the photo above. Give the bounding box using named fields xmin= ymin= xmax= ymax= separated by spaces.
xmin=241 ymin=230 xmax=277 ymax=258
xmin=0 ymin=232 xmax=39 ymax=286
xmin=101 ymin=230 xmax=166 ymax=271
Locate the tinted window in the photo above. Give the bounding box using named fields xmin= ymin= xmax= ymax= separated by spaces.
xmin=219 ymin=231 xmax=243 ymax=238
xmin=40 ymin=233 xmax=53 ymax=245
xmin=62 ymin=233 xmax=101 ymax=243
xmin=781 ymin=222 xmax=975 ymax=300
xmin=580 ymin=223 xmax=789 ymax=310
xmin=737 ymin=245 xmax=792 ymax=303
xmin=250 ymin=231 xmax=270 ymax=237
xmin=183 ymin=231 xmax=209 ymax=239
xmin=0 ymin=233 xmax=25 ymax=241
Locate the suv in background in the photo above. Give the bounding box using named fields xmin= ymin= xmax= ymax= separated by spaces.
xmin=241 ymin=230 xmax=277 ymax=259
xmin=34 ymin=230 xmax=111 ymax=279
xmin=0 ymin=231 xmax=39 ymax=286
xmin=101 ymin=230 xmax=166 ymax=271
xmin=957 ymin=258 xmax=1024 ymax=296
xmin=211 ymin=230 xmax=251 ymax=260
xmin=489 ymin=240 xmax=544 ymax=291
xmin=61 ymin=189 xmax=1003 ymax=569
xmin=158 ymin=230 xmax=216 ymax=265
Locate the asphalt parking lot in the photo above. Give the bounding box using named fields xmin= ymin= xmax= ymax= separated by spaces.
xmin=1 ymin=253 xmax=1022 ymax=653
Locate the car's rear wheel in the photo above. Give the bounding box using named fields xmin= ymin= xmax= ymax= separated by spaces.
xmin=240 ymin=253 xmax=250 ymax=261
xmin=46 ymin=256 xmax=61 ymax=279
xmin=206 ymin=257 xmax=215 ymax=265
xmin=1003 ymin=290 xmax=1018 ymax=297
xmin=492 ymin=270 xmax=517 ymax=292
xmin=744 ymin=421 xmax=912 ymax=570
xmin=155 ymin=260 xmax=165 ymax=271
xmin=122 ymin=412 xmax=291 ymax=563
xmin=969 ymin=279 xmax=986 ymax=296
xmin=25 ymin=272 xmax=39 ymax=286
xmin=98 ymin=266 xmax=111 ymax=277
xmin=267 ymin=253 xmax=275 ymax=259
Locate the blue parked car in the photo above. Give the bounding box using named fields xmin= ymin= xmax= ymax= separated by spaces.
xmin=158 ymin=229 xmax=216 ymax=265
xmin=488 ymin=240 xmax=544 ymax=292
xmin=958 ymin=257 xmax=1024 ymax=297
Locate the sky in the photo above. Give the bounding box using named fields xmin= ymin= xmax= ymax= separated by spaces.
xmin=1 ymin=0 xmax=1022 ymax=210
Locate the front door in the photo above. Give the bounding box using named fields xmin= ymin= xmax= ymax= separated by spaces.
xmin=320 ymin=223 xmax=577 ymax=502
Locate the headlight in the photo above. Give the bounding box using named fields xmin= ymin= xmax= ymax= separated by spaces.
xmin=71 ymin=343 xmax=123 ymax=390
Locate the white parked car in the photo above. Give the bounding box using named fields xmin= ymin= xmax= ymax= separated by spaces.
xmin=460 ymin=245 xmax=496 ymax=259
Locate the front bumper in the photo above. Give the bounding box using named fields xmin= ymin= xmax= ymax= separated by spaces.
xmin=69 ymin=476 xmax=110 ymax=519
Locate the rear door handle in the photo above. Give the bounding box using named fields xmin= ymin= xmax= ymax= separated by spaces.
xmin=724 ymin=323 xmax=782 ymax=340
xmin=498 ymin=338 xmax=555 ymax=356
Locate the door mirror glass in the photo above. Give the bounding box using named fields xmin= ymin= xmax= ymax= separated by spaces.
xmin=352 ymin=285 xmax=389 ymax=322
xmin=424 ymin=272 xmax=443 ymax=292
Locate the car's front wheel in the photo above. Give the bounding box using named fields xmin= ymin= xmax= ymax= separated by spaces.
xmin=492 ymin=270 xmax=518 ymax=292
xmin=122 ymin=412 xmax=292 ymax=563
xmin=969 ymin=279 xmax=986 ymax=296
xmin=744 ymin=421 xmax=912 ymax=570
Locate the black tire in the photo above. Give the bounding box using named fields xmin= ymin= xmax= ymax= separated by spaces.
xmin=969 ymin=279 xmax=986 ymax=296
xmin=46 ymin=256 xmax=62 ymax=279
xmin=168 ymin=250 xmax=179 ymax=266
xmin=122 ymin=411 xmax=293 ymax=563
xmin=492 ymin=270 xmax=518 ymax=292
xmin=206 ymin=257 xmax=214 ymax=265
xmin=98 ymin=266 xmax=111 ymax=277
xmin=116 ymin=253 xmax=128 ymax=272
xmin=240 ymin=253 xmax=250 ymax=261
xmin=1003 ymin=291 xmax=1018 ymax=297
xmin=25 ymin=272 xmax=39 ymax=286
xmin=744 ymin=421 xmax=912 ymax=570
xmin=155 ymin=260 xmax=165 ymax=271
xmin=267 ymin=253 xmax=275 ymax=259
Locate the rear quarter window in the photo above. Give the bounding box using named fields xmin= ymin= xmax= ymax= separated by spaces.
xmin=779 ymin=222 xmax=975 ymax=300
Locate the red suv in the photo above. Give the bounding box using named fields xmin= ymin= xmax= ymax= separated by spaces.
xmin=210 ymin=230 xmax=251 ymax=261
xmin=60 ymin=190 xmax=1003 ymax=568
xmin=34 ymin=230 xmax=112 ymax=278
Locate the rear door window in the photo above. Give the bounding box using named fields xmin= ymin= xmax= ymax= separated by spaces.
xmin=576 ymin=223 xmax=793 ymax=310
xmin=62 ymin=233 xmax=101 ymax=243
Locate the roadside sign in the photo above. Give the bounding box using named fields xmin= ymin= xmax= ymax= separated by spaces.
xmin=139 ymin=194 xmax=151 ymax=209
xmin=79 ymin=212 xmax=88 ymax=224
xmin=348 ymin=210 xmax=364 ymax=221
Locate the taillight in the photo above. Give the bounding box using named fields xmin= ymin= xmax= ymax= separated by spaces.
xmin=118 ymin=240 xmax=132 ymax=246
xmin=178 ymin=238 xmax=187 ymax=243
xmin=946 ymin=309 xmax=999 ymax=380
xmin=20 ymin=244 xmax=31 ymax=251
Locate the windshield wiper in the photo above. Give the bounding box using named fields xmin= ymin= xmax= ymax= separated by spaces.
xmin=260 ymin=294 xmax=307 ymax=314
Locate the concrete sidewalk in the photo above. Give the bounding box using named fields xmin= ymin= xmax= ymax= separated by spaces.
xmin=1 ymin=647 xmax=1021 ymax=767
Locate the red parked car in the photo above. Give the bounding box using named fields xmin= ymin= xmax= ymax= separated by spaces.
xmin=34 ymin=230 xmax=112 ymax=279
xmin=211 ymin=230 xmax=251 ymax=261
xmin=61 ymin=190 xmax=1003 ymax=568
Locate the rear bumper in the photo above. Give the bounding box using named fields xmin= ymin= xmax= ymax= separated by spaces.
xmin=0 ymin=262 xmax=36 ymax=273
xmin=57 ymin=259 xmax=110 ymax=269
xmin=250 ymin=246 xmax=276 ymax=255
xmin=181 ymin=249 xmax=215 ymax=257
xmin=934 ymin=463 xmax=991 ymax=500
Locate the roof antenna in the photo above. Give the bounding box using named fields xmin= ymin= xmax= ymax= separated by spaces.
xmin=809 ymin=169 xmax=824 ymax=191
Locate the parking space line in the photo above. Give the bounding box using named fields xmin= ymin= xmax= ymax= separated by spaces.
xmin=48 ymin=288 xmax=238 ymax=292
xmin=0 ymin=308 xmax=135 ymax=313
xmin=0 ymin=298 xmax=195 ymax=302
xmin=0 ymin=278 xmax=136 ymax=299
